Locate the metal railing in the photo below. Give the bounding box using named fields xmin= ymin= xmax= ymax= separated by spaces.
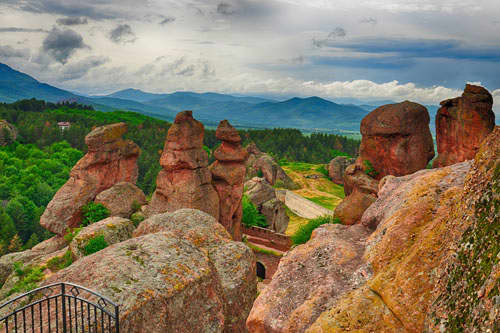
xmin=0 ymin=282 xmax=119 ymax=333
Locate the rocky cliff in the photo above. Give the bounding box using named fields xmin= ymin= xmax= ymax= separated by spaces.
xmin=247 ymin=127 xmax=499 ymax=332
xmin=40 ymin=122 xmax=140 ymax=235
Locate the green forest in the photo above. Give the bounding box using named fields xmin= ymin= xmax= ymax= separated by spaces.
xmin=0 ymin=99 xmax=360 ymax=253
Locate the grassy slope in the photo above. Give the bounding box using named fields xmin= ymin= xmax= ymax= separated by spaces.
xmin=280 ymin=162 xmax=345 ymax=235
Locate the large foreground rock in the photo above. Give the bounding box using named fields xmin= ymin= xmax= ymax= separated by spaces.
xmin=359 ymin=101 xmax=434 ymax=179
xmin=40 ymin=123 xmax=140 ymax=235
xmin=147 ymin=111 xmax=219 ymax=218
xmin=247 ymin=224 xmax=371 ymax=332
xmin=210 ymin=120 xmax=248 ymax=240
xmin=433 ymin=84 xmax=495 ymax=167
xmin=248 ymin=128 xmax=500 ymax=333
xmin=43 ymin=209 xmax=256 ymax=332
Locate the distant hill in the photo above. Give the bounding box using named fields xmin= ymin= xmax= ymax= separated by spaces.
xmin=1 ymin=62 xmax=434 ymax=132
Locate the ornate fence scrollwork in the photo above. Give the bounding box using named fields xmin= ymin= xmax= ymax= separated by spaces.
xmin=0 ymin=282 xmax=119 ymax=333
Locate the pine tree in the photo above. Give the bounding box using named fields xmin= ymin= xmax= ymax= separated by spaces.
xmin=23 ymin=233 xmax=39 ymax=250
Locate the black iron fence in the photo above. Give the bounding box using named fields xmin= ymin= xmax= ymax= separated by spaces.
xmin=0 ymin=282 xmax=119 ymax=333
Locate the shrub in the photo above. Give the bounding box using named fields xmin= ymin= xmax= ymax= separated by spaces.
xmin=315 ymin=165 xmax=329 ymax=177
xmin=242 ymin=195 xmax=267 ymax=228
xmin=83 ymin=235 xmax=108 ymax=256
xmin=363 ymin=160 xmax=379 ymax=178
xmin=257 ymin=168 xmax=264 ymax=178
xmin=81 ymin=202 xmax=109 ymax=227
xmin=63 ymin=227 xmax=82 ymax=243
xmin=8 ymin=262 xmax=44 ymax=296
xmin=273 ymin=180 xmax=285 ymax=188
xmin=291 ymin=215 xmax=340 ymax=245
xmin=131 ymin=212 xmax=145 ymax=227
xmin=46 ymin=250 xmax=73 ymax=271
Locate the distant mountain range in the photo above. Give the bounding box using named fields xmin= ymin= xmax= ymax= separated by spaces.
xmin=0 ymin=62 xmax=443 ymax=133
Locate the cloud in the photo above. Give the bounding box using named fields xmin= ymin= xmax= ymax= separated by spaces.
xmin=311 ymin=56 xmax=414 ymax=69
xmin=59 ymin=56 xmax=109 ymax=80
xmin=109 ymin=24 xmax=136 ymax=44
xmin=360 ymin=17 xmax=377 ymax=25
xmin=320 ymin=37 xmax=500 ymax=62
xmin=15 ymin=0 xmax=119 ymax=20
xmin=0 ymin=45 xmax=30 ymax=59
xmin=328 ymin=27 xmax=346 ymax=38
xmin=159 ymin=16 xmax=175 ymax=25
xmin=0 ymin=27 xmax=48 ymax=33
xmin=217 ymin=2 xmax=234 ymax=15
xmin=56 ymin=16 xmax=88 ymax=26
xmin=42 ymin=27 xmax=89 ymax=64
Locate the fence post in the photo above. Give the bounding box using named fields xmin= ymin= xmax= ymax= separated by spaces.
xmin=61 ymin=283 xmax=67 ymax=333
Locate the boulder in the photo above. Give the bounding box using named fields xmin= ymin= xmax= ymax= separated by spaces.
xmin=358 ymin=101 xmax=434 ymax=179
xmin=147 ymin=111 xmax=219 ymax=218
xmin=42 ymin=209 xmax=256 ymax=332
xmin=69 ymin=217 xmax=135 ymax=259
xmin=433 ymin=84 xmax=496 ymax=167
xmin=334 ymin=164 xmax=378 ymax=225
xmin=0 ymin=120 xmax=17 ymax=146
xmin=245 ymin=178 xmax=289 ymax=233
xmin=328 ymin=156 xmax=355 ymax=185
xmin=210 ymin=120 xmax=248 ymax=240
xmin=245 ymin=143 xmax=298 ymax=189
xmin=40 ymin=123 xmax=140 ymax=235
xmin=94 ymin=182 xmax=147 ymax=218
xmin=246 ymin=224 xmax=371 ymax=332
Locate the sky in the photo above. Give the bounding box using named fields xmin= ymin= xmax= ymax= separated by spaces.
xmin=0 ymin=0 xmax=499 ymax=111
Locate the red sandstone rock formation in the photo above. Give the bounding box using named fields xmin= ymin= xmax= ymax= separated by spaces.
xmin=147 ymin=111 xmax=219 ymax=218
xmin=94 ymin=182 xmax=146 ymax=218
xmin=210 ymin=120 xmax=248 ymax=240
xmin=433 ymin=84 xmax=495 ymax=168
xmin=40 ymin=123 xmax=140 ymax=235
xmin=359 ymin=101 xmax=434 ymax=179
xmin=335 ymin=101 xmax=434 ymax=225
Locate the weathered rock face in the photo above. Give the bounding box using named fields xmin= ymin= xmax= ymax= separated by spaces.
xmin=94 ymin=182 xmax=146 ymax=218
xmin=210 ymin=120 xmax=248 ymax=240
xmin=69 ymin=217 xmax=135 ymax=259
xmin=425 ymin=127 xmax=499 ymax=332
xmin=40 ymin=123 xmax=140 ymax=235
xmin=433 ymin=84 xmax=496 ymax=168
xmin=328 ymin=156 xmax=355 ymax=185
xmin=246 ymin=224 xmax=371 ymax=333
xmin=246 ymin=143 xmax=298 ymax=190
xmin=248 ymin=128 xmax=500 ymax=333
xmin=42 ymin=209 xmax=255 ymax=332
xmin=147 ymin=111 xmax=219 ymax=219
xmin=359 ymin=101 xmax=434 ymax=179
xmin=334 ymin=164 xmax=379 ymax=225
xmin=0 ymin=120 xmax=17 ymax=146
xmin=245 ymin=178 xmax=289 ymax=233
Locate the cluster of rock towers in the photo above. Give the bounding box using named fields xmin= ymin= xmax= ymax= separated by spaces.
xmin=334 ymin=84 xmax=496 ymax=225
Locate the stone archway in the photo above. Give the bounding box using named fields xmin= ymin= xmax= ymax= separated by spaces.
xmin=256 ymin=261 xmax=266 ymax=280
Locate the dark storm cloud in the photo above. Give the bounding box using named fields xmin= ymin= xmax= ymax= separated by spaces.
xmin=0 ymin=27 xmax=48 ymax=33
xmin=217 ymin=2 xmax=234 ymax=15
xmin=109 ymin=24 xmax=136 ymax=44
xmin=330 ymin=38 xmax=500 ymax=62
xmin=42 ymin=27 xmax=89 ymax=64
xmin=56 ymin=16 xmax=88 ymax=26
xmin=159 ymin=16 xmax=175 ymax=25
xmin=18 ymin=0 xmax=116 ymax=20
